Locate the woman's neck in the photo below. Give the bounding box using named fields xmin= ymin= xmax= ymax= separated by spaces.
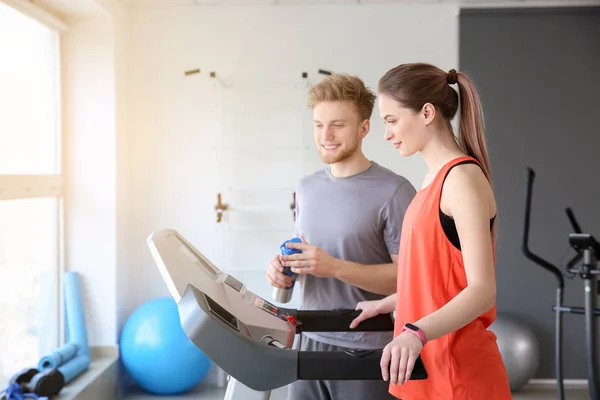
xmin=420 ymin=128 xmax=465 ymax=175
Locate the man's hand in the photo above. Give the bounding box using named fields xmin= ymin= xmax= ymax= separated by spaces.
xmin=279 ymin=237 xmax=340 ymax=278
xmin=266 ymin=255 xmax=293 ymax=289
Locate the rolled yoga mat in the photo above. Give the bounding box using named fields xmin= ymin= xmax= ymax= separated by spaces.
xmin=58 ymin=271 xmax=91 ymax=383
xmin=63 ymin=271 xmax=89 ymax=357
xmin=58 ymin=354 xmax=91 ymax=383
xmin=38 ymin=343 xmax=78 ymax=370
xmin=37 ymin=271 xmax=91 ymax=384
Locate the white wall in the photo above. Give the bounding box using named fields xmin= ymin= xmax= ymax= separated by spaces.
xmin=63 ymin=15 xmax=118 ymax=347
xmin=60 ymin=0 xmax=128 ymax=353
xmin=122 ymin=2 xmax=458 ymax=324
xmin=61 ymin=1 xmax=458 ymax=389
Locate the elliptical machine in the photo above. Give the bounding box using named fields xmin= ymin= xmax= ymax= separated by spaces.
xmin=521 ymin=167 xmax=600 ymax=400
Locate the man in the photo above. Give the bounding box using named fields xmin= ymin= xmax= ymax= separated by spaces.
xmin=266 ymin=73 xmax=416 ymax=400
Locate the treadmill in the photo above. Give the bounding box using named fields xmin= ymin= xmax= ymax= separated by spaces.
xmin=146 ymin=229 xmax=428 ymax=400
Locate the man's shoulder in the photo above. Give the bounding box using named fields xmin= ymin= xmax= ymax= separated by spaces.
xmin=370 ymin=162 xmax=414 ymax=191
xmin=297 ymin=167 xmax=329 ymax=188
xmin=296 ymin=163 xmax=415 ymax=195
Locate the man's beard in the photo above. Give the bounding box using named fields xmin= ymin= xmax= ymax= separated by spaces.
xmin=319 ymin=140 xmax=359 ymax=164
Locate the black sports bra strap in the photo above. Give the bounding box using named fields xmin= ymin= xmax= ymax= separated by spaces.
xmin=439 ymin=159 xmax=495 ymax=250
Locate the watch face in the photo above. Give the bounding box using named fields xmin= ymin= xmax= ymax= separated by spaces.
xmin=405 ymin=323 xmax=419 ymax=331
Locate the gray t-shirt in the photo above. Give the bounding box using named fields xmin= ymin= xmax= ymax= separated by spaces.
xmin=294 ymin=162 xmax=416 ymax=349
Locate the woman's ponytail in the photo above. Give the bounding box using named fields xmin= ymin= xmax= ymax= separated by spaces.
xmin=455 ymin=73 xmax=492 ymax=184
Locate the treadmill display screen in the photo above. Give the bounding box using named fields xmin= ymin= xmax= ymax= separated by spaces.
xmin=204 ymin=293 xmax=239 ymax=331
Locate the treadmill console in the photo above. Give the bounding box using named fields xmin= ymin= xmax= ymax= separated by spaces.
xmin=147 ymin=229 xmax=296 ymax=347
xmin=204 ymin=293 xmax=240 ymax=332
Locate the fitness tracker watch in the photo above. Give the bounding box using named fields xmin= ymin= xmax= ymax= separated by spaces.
xmin=402 ymin=323 xmax=428 ymax=346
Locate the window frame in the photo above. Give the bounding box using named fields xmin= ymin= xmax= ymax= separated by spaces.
xmin=0 ymin=0 xmax=68 ymax=32
xmin=0 ymin=0 xmax=67 ymax=361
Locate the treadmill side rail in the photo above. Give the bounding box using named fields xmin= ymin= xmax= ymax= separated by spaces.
xmin=297 ymin=350 xmax=428 ymax=381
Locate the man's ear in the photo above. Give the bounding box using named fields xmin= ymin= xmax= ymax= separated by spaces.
xmin=360 ymin=119 xmax=370 ymax=138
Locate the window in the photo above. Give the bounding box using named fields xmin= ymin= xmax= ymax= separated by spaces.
xmin=0 ymin=1 xmax=63 ymax=385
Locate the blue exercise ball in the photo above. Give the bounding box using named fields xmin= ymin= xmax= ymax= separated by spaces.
xmin=120 ymin=296 xmax=211 ymax=395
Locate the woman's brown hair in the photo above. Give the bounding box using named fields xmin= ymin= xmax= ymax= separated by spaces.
xmin=378 ymin=63 xmax=491 ymax=183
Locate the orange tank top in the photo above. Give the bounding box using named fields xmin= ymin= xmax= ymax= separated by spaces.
xmin=389 ymin=156 xmax=512 ymax=400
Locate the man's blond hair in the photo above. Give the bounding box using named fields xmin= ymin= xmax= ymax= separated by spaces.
xmin=307 ymin=74 xmax=376 ymax=122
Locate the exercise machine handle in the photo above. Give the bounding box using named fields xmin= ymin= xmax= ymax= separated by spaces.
xmin=566 ymin=208 xmax=583 ymax=234
xmin=522 ymin=167 xmax=565 ymax=289
xmin=565 ymin=208 xmax=584 ymax=276
xmin=566 ymin=252 xmax=583 ymax=274
xmin=297 ymin=349 xmax=427 ymax=381
xmin=290 ymin=309 xmax=394 ymax=333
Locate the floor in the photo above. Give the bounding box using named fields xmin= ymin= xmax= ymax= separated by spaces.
xmin=123 ymin=383 xmax=591 ymax=399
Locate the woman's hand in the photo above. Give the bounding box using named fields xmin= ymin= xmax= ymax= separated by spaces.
xmin=349 ymin=300 xmax=384 ymax=329
xmin=381 ymin=331 xmax=424 ymax=386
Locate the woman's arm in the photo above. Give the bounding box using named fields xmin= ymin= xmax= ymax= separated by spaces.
xmin=349 ymin=293 xmax=397 ymax=329
xmin=376 ymin=292 xmax=398 ymax=314
xmin=414 ymin=164 xmax=497 ymax=341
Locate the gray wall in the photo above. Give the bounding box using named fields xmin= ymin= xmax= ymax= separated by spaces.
xmin=460 ymin=7 xmax=600 ymax=379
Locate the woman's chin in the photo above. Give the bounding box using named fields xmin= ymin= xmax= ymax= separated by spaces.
xmin=398 ymin=146 xmax=414 ymax=157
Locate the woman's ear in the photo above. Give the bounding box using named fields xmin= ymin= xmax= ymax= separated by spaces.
xmin=421 ymin=103 xmax=436 ymax=126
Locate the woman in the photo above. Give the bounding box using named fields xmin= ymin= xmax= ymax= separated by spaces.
xmin=350 ymin=63 xmax=512 ymax=399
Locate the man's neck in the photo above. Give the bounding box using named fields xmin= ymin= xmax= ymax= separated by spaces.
xmin=329 ymin=151 xmax=372 ymax=178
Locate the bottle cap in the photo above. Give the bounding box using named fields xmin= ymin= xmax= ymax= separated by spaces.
xmin=280 ymin=237 xmax=303 ymax=256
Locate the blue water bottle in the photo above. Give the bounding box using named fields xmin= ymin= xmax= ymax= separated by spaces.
xmin=272 ymin=237 xmax=302 ymax=303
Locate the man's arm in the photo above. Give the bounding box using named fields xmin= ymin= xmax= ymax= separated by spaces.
xmin=334 ymin=255 xmax=398 ymax=295
xmin=335 ymin=180 xmax=415 ymax=294
xmin=280 ymin=180 xmax=416 ymax=295
xmin=282 ymin=240 xmax=398 ymax=295
xmin=335 ymin=180 xmax=416 ymax=295
xmin=282 ymin=179 xmax=414 ymax=295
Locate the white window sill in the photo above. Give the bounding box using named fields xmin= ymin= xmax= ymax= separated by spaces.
xmin=54 ymin=346 xmax=119 ymax=400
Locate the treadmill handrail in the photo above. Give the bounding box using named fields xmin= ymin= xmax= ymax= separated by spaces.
xmin=297 ymin=349 xmax=427 ymax=381
xmin=283 ymin=309 xmax=394 ymax=333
